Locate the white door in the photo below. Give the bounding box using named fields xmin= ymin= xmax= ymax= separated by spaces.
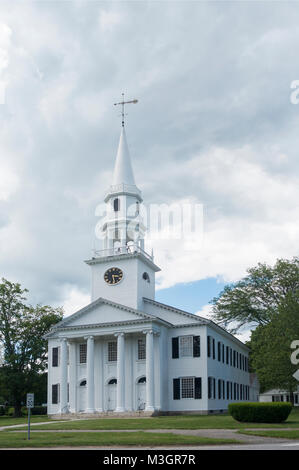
xmin=107 ymin=384 xmax=117 ymax=411
xmin=137 ymin=383 xmax=146 ymax=410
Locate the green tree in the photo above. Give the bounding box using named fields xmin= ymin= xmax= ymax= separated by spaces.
xmin=0 ymin=278 xmax=63 ymax=416
xmin=249 ymin=290 xmax=299 ymax=404
xmin=211 ymin=257 xmax=299 ymax=333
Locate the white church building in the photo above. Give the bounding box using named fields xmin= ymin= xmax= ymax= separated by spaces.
xmin=46 ymin=121 xmax=253 ymax=416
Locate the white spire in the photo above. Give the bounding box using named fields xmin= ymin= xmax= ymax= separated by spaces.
xmin=112 ymin=127 xmax=136 ymax=187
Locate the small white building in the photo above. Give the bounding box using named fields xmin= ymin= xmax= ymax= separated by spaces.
xmin=259 ymin=387 xmax=299 ymax=406
xmin=45 ymin=125 xmax=254 ymax=416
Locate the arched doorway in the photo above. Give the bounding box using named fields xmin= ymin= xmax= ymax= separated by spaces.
xmin=137 ymin=376 xmax=146 ymax=410
xmin=78 ymin=379 xmax=87 ymax=412
xmin=107 ymin=378 xmax=117 ymax=411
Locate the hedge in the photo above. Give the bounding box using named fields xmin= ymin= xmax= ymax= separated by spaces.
xmin=228 ymin=402 xmax=292 ymax=423
xmin=5 ymin=406 xmax=47 ymax=416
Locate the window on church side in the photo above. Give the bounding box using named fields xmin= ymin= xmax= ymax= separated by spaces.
xmin=79 ymin=344 xmax=87 ymax=364
xmin=137 ymin=338 xmax=146 ymax=360
xmin=108 ymin=341 xmax=117 ymax=362
xmin=179 ymin=336 xmax=193 ymax=357
xmin=181 ymin=377 xmax=194 ymax=399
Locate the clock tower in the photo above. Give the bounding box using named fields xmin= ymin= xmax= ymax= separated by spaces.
xmin=85 ymin=124 xmax=160 ymax=310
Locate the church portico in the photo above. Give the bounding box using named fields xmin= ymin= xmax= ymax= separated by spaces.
xmin=50 ymin=325 xmax=162 ymax=415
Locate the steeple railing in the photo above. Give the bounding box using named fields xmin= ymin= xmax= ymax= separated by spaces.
xmin=92 ymin=244 xmax=153 ymax=261
xmin=104 ymin=183 xmax=142 ymax=200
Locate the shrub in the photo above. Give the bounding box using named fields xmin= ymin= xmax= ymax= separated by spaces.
xmin=228 ymin=402 xmax=292 ymax=423
xmin=5 ymin=407 xmax=15 ymax=416
xmin=30 ymin=406 xmax=47 ymax=415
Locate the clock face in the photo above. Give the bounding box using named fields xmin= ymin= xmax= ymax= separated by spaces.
xmin=104 ymin=267 xmax=123 ymax=285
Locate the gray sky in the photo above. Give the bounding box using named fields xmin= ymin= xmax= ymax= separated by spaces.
xmin=0 ymin=1 xmax=298 ymax=318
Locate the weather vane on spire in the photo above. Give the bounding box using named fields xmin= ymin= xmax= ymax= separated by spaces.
xmin=114 ymin=93 xmax=138 ymax=127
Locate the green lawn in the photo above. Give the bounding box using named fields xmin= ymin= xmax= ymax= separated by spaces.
xmin=239 ymin=429 xmax=299 ymax=440
xmin=0 ymin=416 xmax=52 ymax=427
xmin=6 ymin=408 xmax=299 ymax=431
xmin=0 ymin=431 xmax=242 ymax=448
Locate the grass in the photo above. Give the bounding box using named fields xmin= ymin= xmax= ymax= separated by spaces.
xmin=8 ymin=407 xmax=299 ymax=431
xmin=0 ymin=415 xmax=52 ymax=427
xmin=239 ymin=429 xmax=299 ymax=440
xmin=0 ymin=431 xmax=242 ymax=448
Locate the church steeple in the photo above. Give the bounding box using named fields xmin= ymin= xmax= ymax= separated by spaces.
xmin=112 ymin=127 xmax=136 ymax=187
xmin=86 ymin=105 xmax=161 ymax=309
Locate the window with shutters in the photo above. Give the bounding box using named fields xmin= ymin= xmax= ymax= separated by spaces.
xmin=181 ymin=377 xmax=194 ymax=399
xmin=79 ymin=344 xmax=87 ymax=364
xmin=179 ymin=336 xmax=193 ymax=357
xmin=137 ymin=338 xmax=146 ymax=360
xmin=108 ymin=341 xmax=117 ymax=362
xmin=52 ymin=347 xmax=59 ymax=367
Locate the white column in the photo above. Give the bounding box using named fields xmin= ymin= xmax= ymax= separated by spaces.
xmin=115 ymin=332 xmax=125 ymax=412
xmin=145 ymin=330 xmax=155 ymax=412
xmin=85 ymin=336 xmax=95 ymax=413
xmin=68 ymin=341 xmax=77 ymax=413
xmin=60 ymin=338 xmax=68 ymax=414
xmin=156 ymin=332 xmax=162 ymax=411
xmin=95 ymin=339 xmax=103 ymax=412
xmin=99 ymin=340 xmax=104 ymax=412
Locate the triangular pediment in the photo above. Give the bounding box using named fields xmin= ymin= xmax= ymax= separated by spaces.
xmin=52 ymin=297 xmax=156 ymax=331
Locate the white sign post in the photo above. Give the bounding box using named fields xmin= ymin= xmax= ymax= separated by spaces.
xmin=26 ymin=393 xmax=34 ymax=440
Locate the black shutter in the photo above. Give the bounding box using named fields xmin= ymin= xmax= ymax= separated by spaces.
xmin=218 ymin=342 xmax=221 ymax=361
xmin=212 ymin=338 xmax=215 ymax=359
xmin=194 ymin=377 xmax=202 ymax=399
xmin=193 ymin=336 xmax=200 ymax=357
xmin=207 ymin=336 xmax=211 ymax=357
xmin=173 ymin=378 xmax=180 ymax=400
xmin=172 ymin=337 xmax=179 ymax=359
xmin=208 ymin=377 xmax=211 ymax=399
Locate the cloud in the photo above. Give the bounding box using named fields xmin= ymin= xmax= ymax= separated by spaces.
xmin=0 ymin=1 xmax=298 ymax=317
xmin=57 ymin=284 xmax=90 ymax=317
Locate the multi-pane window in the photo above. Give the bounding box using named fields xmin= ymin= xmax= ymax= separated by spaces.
xmin=137 ymin=338 xmax=146 ymax=360
xmin=79 ymin=344 xmax=87 ymax=364
xmin=52 ymin=347 xmax=59 ymax=367
xmin=181 ymin=377 xmax=195 ymax=398
xmin=108 ymin=341 xmax=117 ymax=362
xmin=179 ymin=336 xmax=193 ymax=357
